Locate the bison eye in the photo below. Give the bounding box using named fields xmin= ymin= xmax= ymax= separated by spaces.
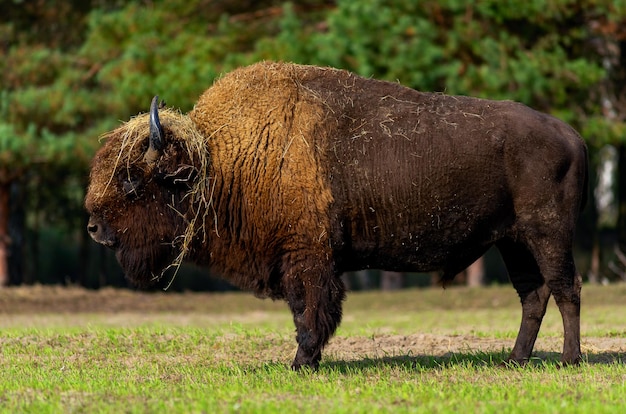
xmin=118 ymin=170 xmax=143 ymax=197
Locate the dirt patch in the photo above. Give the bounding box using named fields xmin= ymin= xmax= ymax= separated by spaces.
xmin=0 ymin=285 xmax=285 ymax=314
xmin=1 ymin=285 xmax=624 ymax=365
xmin=248 ymin=333 xmax=625 ymax=367
xmin=324 ymin=334 xmax=625 ymax=365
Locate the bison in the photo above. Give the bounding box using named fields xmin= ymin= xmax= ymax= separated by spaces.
xmin=86 ymin=61 xmax=587 ymax=370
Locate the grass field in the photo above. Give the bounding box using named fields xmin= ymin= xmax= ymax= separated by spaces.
xmin=1 ymin=284 xmax=625 ymax=413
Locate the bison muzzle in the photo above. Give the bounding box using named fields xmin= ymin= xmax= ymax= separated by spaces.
xmin=85 ymin=61 xmax=588 ymax=370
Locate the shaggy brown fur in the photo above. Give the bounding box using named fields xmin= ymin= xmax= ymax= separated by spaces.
xmin=86 ymin=61 xmax=588 ymax=370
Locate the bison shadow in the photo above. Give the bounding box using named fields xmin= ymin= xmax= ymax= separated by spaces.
xmin=319 ymin=350 xmax=624 ymax=373
xmin=244 ymin=350 xmax=623 ymax=374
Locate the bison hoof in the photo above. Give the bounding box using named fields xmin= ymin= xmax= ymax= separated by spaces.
xmin=291 ymin=359 xmax=320 ymax=371
xmin=560 ymin=354 xmax=583 ymax=366
xmin=291 ymin=361 xmax=320 ymax=372
xmin=291 ymin=345 xmax=321 ymax=371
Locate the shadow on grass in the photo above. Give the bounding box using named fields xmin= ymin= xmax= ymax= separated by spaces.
xmin=241 ymin=350 xmax=625 ymax=375
xmin=320 ymin=350 xmax=625 ymax=373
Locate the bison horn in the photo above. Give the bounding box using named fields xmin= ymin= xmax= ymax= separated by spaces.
xmin=144 ymin=95 xmax=164 ymax=164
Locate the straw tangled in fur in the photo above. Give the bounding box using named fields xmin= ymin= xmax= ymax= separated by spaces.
xmin=102 ymin=108 xmax=216 ymax=288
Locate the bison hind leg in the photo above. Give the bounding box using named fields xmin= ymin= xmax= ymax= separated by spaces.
xmin=545 ymin=253 xmax=582 ymax=365
xmin=497 ymin=236 xmax=582 ymax=366
xmin=496 ymin=238 xmax=551 ymax=365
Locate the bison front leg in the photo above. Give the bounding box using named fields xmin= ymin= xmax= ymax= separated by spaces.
xmin=283 ymin=256 xmax=345 ymax=370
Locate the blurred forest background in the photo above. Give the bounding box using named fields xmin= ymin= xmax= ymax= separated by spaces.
xmin=1 ymin=0 xmax=626 ymax=290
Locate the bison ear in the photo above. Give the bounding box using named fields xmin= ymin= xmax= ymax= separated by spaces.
xmin=144 ymin=95 xmax=164 ymax=165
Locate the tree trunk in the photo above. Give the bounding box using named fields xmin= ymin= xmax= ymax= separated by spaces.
xmin=356 ymin=270 xmax=372 ymax=290
xmin=617 ymin=144 xmax=626 ymax=254
xmin=0 ymin=182 xmax=10 ymax=287
xmin=466 ymin=256 xmax=485 ymax=287
xmin=380 ymin=271 xmax=403 ymax=290
xmin=8 ymin=180 xmax=24 ymax=285
xmin=588 ymin=235 xmax=601 ymax=284
xmin=77 ymin=214 xmax=90 ymax=287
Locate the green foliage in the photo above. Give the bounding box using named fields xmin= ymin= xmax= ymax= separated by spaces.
xmin=0 ymin=91 xmax=38 ymax=170
xmin=81 ymin=5 xmax=214 ymax=114
xmin=258 ymin=0 xmax=606 ymax=118
xmin=1 ymin=0 xmax=626 ymax=285
xmin=583 ymin=116 xmax=626 ymax=148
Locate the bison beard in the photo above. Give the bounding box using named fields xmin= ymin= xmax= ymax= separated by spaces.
xmin=85 ymin=61 xmax=588 ymax=370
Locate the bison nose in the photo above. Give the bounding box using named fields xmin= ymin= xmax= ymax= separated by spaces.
xmin=87 ymin=218 xmax=118 ymax=248
xmin=87 ymin=223 xmax=99 ymax=234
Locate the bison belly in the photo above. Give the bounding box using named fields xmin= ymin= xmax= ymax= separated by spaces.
xmin=331 ymin=164 xmax=512 ymax=276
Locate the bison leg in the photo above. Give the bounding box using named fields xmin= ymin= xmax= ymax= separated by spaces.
xmin=497 ymin=237 xmax=582 ymax=366
xmin=544 ymin=255 xmax=582 ymax=365
xmin=497 ymin=238 xmax=551 ymax=365
xmin=283 ymin=257 xmax=345 ymax=370
xmin=526 ymin=235 xmax=582 ymax=365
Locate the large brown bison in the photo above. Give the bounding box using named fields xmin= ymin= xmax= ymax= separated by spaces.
xmin=86 ymin=61 xmax=587 ymax=370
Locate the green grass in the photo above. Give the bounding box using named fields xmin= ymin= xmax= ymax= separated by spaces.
xmin=1 ymin=284 xmax=625 ymax=413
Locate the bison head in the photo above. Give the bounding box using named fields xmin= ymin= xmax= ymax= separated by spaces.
xmin=85 ymin=97 xmax=209 ymax=287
